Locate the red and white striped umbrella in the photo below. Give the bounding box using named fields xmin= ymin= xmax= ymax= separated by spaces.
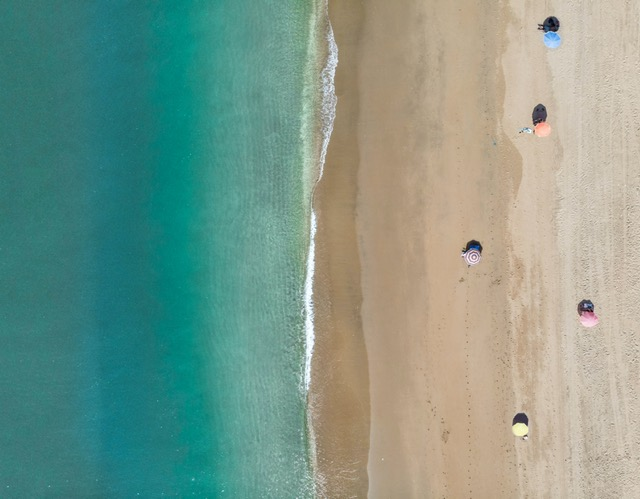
xmin=462 ymin=249 xmax=482 ymax=266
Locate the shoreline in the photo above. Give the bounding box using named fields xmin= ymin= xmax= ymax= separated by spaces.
xmin=303 ymin=0 xmax=338 ymax=394
xmin=307 ymin=1 xmax=370 ymax=497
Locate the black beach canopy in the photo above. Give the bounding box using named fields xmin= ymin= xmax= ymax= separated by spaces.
xmin=542 ymin=16 xmax=560 ymax=32
xmin=464 ymin=240 xmax=483 ymax=253
xmin=512 ymin=413 xmax=529 ymax=426
xmin=578 ymin=299 xmax=595 ymax=313
xmin=532 ymin=104 xmax=547 ymax=125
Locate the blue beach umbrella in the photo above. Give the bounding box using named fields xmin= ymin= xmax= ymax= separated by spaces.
xmin=543 ymin=31 xmax=562 ymax=49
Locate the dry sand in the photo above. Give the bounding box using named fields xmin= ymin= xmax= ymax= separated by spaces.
xmin=506 ymin=1 xmax=640 ymax=497
xmin=354 ymin=0 xmax=522 ymax=496
xmin=312 ymin=0 xmax=640 ymax=497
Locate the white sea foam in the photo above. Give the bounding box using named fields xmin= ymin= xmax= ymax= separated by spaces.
xmin=317 ymin=15 xmax=338 ymax=180
xmin=303 ymin=2 xmax=338 ymax=394
xmin=303 ymin=210 xmax=317 ymax=392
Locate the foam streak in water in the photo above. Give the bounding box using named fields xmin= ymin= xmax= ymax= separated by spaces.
xmin=318 ymin=14 xmax=338 ymax=179
xmin=303 ymin=3 xmax=338 ymax=393
xmin=303 ymin=210 xmax=317 ymax=392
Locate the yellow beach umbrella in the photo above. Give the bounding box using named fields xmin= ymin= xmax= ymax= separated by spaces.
xmin=512 ymin=422 xmax=528 ymax=437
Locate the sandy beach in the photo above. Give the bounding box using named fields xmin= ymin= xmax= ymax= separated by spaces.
xmin=312 ymin=0 xmax=640 ymax=497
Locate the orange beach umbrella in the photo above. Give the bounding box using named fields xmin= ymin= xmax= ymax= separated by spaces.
xmin=534 ymin=122 xmax=551 ymax=137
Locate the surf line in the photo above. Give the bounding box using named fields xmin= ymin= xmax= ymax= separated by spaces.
xmin=303 ymin=1 xmax=338 ymax=393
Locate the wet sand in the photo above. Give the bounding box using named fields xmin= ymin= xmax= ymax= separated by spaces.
xmin=308 ymin=2 xmax=370 ymax=497
xmin=312 ymin=0 xmax=640 ymax=496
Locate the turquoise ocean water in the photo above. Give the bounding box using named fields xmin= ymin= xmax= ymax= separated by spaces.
xmin=0 ymin=2 xmax=334 ymax=496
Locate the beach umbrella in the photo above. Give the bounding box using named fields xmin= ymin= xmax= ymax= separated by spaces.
xmin=543 ymin=31 xmax=562 ymax=49
xmin=579 ymin=311 xmax=599 ymax=327
xmin=512 ymin=413 xmax=529 ymax=437
xmin=462 ymin=249 xmax=482 ymax=266
xmin=534 ymin=122 xmax=551 ymax=137
xmin=512 ymin=422 xmax=528 ymax=437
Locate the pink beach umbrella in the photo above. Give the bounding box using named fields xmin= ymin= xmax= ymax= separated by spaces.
xmin=579 ymin=311 xmax=599 ymax=327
